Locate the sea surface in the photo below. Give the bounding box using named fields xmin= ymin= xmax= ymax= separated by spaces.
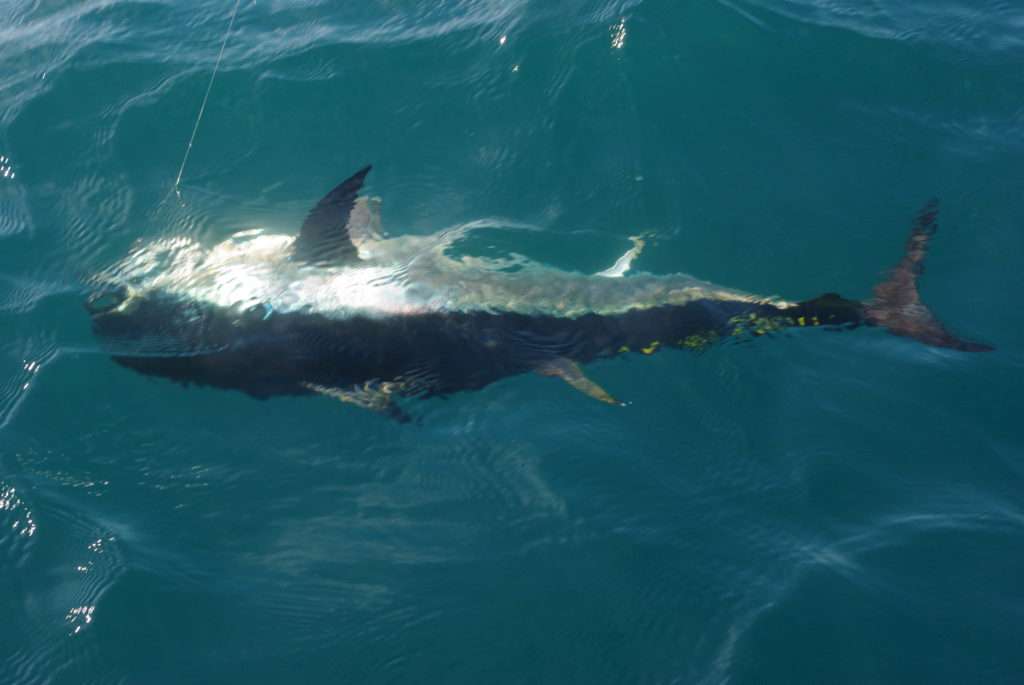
xmin=2 ymin=1 xmax=1024 ymax=683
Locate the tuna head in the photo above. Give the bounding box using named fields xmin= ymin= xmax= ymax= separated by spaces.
xmin=85 ymin=166 xmax=382 ymax=396
xmin=86 ymin=235 xmax=216 ymax=353
xmin=87 ymin=164 xmax=376 ymax=352
xmin=84 ymin=239 xmax=318 ymax=397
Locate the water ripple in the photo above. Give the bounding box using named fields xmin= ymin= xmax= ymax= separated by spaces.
xmin=0 ymin=481 xmax=38 ymax=568
xmin=725 ymin=0 xmax=1024 ymax=55
xmin=0 ymin=336 xmax=56 ymax=430
xmin=57 ymin=174 xmax=135 ymax=265
xmin=0 ymin=463 xmax=127 ymax=685
xmin=0 ymin=157 xmax=32 ymax=237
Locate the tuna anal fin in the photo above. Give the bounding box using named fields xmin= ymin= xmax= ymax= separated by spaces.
xmin=302 ymin=381 xmax=411 ymax=422
xmin=536 ymin=358 xmax=623 ymax=406
xmin=596 ymin=235 xmax=645 ymax=278
xmin=865 ymin=200 xmax=993 ymax=352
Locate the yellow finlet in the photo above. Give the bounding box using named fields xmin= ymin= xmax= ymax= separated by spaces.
xmin=641 ymin=341 xmax=661 ymax=355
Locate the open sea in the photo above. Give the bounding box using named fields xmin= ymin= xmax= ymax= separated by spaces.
xmin=2 ymin=1 xmax=1024 ymax=683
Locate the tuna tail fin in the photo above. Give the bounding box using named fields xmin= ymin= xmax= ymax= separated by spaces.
xmin=865 ymin=200 xmax=993 ymax=352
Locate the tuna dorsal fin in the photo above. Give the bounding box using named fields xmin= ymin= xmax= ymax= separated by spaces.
xmin=293 ymin=165 xmax=371 ymax=264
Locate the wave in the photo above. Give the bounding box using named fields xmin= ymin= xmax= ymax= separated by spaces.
xmin=720 ymin=0 xmax=1024 ymax=55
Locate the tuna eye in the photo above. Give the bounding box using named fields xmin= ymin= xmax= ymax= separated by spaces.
xmin=86 ymin=286 xmax=128 ymax=314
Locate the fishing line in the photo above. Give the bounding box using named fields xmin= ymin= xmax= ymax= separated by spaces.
xmin=173 ymin=0 xmax=242 ymax=195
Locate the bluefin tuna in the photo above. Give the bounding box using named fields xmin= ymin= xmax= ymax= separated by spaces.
xmin=87 ymin=167 xmax=992 ymax=420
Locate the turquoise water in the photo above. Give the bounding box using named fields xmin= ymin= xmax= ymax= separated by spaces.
xmin=3 ymin=0 xmax=1024 ymax=682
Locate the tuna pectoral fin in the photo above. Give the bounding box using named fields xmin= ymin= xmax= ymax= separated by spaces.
xmin=302 ymin=381 xmax=411 ymax=423
xmin=865 ymin=200 xmax=993 ymax=352
xmin=536 ymin=358 xmax=624 ymax=406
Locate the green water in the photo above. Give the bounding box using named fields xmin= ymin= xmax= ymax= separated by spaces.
xmin=2 ymin=1 xmax=1024 ymax=682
